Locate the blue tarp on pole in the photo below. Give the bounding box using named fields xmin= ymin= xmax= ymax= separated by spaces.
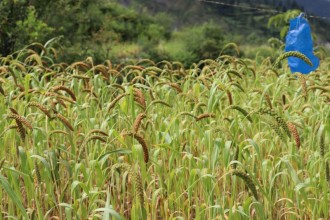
xmin=285 ymin=14 xmax=319 ymax=74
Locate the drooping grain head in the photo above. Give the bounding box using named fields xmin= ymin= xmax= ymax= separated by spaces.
xmin=87 ymin=129 xmax=108 ymax=137
xmin=83 ymin=135 xmax=107 ymax=147
xmin=131 ymin=165 xmax=144 ymax=205
xmin=34 ymin=160 xmax=42 ymax=186
xmin=28 ymin=101 xmax=52 ymax=118
xmin=287 ymin=122 xmax=300 ymax=148
xmin=232 ymin=170 xmax=258 ymax=200
xmin=295 ymin=73 xmax=308 ymax=98
xmin=134 ymin=88 xmax=146 ymax=110
xmin=7 ymin=113 xmax=33 ymax=130
xmin=326 ymin=162 xmax=330 ymax=183
xmin=196 ymin=113 xmax=215 ymax=122
xmin=259 ymin=108 xmax=291 ymax=137
xmin=274 ymin=51 xmax=312 ymax=69
xmin=52 ymin=85 xmax=77 ymax=101
xmin=168 ymin=82 xmax=183 ymax=93
xmin=55 ymin=113 xmax=74 ymax=131
xmin=128 ymin=132 xmax=149 ymax=163
xmin=229 ymin=105 xmax=252 ymax=122
xmin=108 ymin=93 xmax=127 ymax=112
xmin=132 ymin=113 xmax=146 ymax=134
xmin=320 ymin=129 xmax=325 ymax=158
xmin=269 ymin=122 xmax=286 ymax=142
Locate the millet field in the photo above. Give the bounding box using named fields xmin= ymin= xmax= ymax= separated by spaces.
xmin=0 ymin=43 xmax=329 ymax=219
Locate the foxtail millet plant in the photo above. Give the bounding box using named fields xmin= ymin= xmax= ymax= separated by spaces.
xmin=273 ymin=51 xmax=312 ymax=69
xmin=287 ymin=122 xmax=300 ymax=148
xmin=232 ymin=170 xmax=259 ymax=200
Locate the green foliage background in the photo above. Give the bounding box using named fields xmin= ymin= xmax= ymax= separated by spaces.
xmin=0 ymin=0 xmax=329 ymax=65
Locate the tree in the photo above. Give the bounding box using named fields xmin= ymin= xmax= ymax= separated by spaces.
xmin=268 ymin=9 xmax=301 ymax=39
xmin=0 ymin=0 xmax=28 ymax=56
xmin=0 ymin=0 xmax=53 ymax=56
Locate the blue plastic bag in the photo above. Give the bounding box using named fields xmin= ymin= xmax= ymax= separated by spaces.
xmin=285 ymin=13 xmax=319 ymax=74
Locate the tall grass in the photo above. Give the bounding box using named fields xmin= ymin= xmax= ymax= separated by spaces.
xmin=0 ymin=44 xmax=329 ymax=219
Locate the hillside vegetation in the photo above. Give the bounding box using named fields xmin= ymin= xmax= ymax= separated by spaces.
xmin=1 ymin=0 xmax=329 ymax=66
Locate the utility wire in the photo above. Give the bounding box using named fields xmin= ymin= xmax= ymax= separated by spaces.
xmin=199 ymin=0 xmax=330 ymax=21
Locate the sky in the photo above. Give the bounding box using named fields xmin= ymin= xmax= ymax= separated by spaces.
xmin=295 ymin=0 xmax=330 ymax=18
